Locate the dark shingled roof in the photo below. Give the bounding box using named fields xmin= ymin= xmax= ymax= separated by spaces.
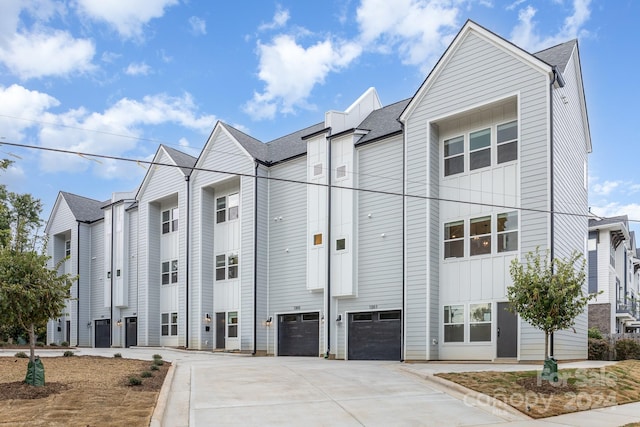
xmin=533 ymin=39 xmax=576 ymax=73
xmin=162 ymin=144 xmax=197 ymax=176
xmin=589 ymin=215 xmax=629 ymax=228
xmin=264 ymin=122 xmax=326 ymax=163
xmin=60 ymin=192 xmax=104 ymax=223
xmin=221 ymin=123 xmax=268 ymax=161
xmin=356 ymin=98 xmax=410 ymax=145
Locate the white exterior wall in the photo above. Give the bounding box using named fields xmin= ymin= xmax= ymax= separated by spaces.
xmin=306 ymin=134 xmax=328 ymax=291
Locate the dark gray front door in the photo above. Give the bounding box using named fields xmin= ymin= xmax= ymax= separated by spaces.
xmin=125 ymin=317 xmax=137 ymax=348
xmin=348 ymin=310 xmax=401 ymax=360
xmin=497 ymin=302 xmax=517 ymax=358
xmin=66 ymin=321 xmax=71 ymax=345
xmin=278 ymin=312 xmax=319 ymax=356
xmin=95 ymin=319 xmax=110 ymax=348
xmin=215 ymin=312 xmax=225 ymax=349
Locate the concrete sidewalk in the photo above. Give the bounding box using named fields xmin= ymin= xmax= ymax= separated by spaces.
xmin=4 ymin=348 xmax=640 ymax=426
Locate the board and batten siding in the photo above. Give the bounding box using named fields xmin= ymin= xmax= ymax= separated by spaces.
xmin=90 ymin=217 xmax=107 ymax=341
xmin=267 ymin=156 xmax=324 ymax=355
xmin=189 ymin=126 xmax=257 ymax=351
xmin=77 ymin=222 xmax=93 ymax=347
xmin=334 ymin=136 xmax=404 ymax=359
xmin=255 ymin=165 xmax=270 ymax=352
xmin=549 ymin=50 xmax=589 ymax=360
xmin=405 ymin=29 xmax=551 ymax=360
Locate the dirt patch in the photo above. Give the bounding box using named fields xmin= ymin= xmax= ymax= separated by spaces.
xmin=516 ymin=376 xmax=577 ymax=394
xmin=0 ymin=355 xmax=170 ymax=426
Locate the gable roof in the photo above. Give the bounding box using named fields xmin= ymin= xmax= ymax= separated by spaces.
xmin=533 ymin=39 xmax=577 ymax=73
xmin=161 ymin=144 xmax=197 ymax=176
xmin=356 ymin=98 xmax=410 ymax=145
xmin=60 ymin=191 xmax=105 ymax=223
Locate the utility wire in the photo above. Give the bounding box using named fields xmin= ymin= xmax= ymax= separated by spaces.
xmin=1 ymin=140 xmax=622 ymax=224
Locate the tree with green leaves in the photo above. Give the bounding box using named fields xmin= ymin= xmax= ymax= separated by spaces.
xmin=508 ymin=248 xmax=597 ymax=361
xmin=0 ymin=159 xmax=76 ymax=385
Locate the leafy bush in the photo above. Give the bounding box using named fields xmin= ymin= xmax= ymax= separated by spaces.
xmin=588 ymin=327 xmax=603 ymax=340
xmin=49 ymin=342 xmax=58 ymax=347
xmin=14 ymin=351 xmax=28 ymax=358
xmin=113 ymin=353 xmax=122 ymax=358
xmin=141 ymin=371 xmax=153 ymax=378
xmin=153 ymin=359 xmax=164 ymax=366
xmin=152 ymin=354 xmax=162 ymax=360
xmin=150 ymin=364 xmax=159 ymax=371
xmin=615 ymin=339 xmax=640 ymax=360
xmin=588 ymin=338 xmax=610 ymax=360
xmin=128 ymin=376 xmax=142 ymax=386
xmin=63 ymin=350 xmax=74 ymax=357
xmin=60 ymin=341 xmax=69 ymax=347
xmin=35 ymin=342 xmax=44 ymax=347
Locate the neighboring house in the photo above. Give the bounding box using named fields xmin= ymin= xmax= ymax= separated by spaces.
xmin=46 ymin=20 xmax=592 ymax=361
xmin=588 ymin=216 xmax=640 ymax=334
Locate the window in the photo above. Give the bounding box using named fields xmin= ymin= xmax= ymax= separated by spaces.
xmin=65 ymin=240 xmax=71 ymax=257
xmin=313 ymin=163 xmax=323 ymax=176
xmin=161 ymin=312 xmax=178 ymax=336
xmin=353 ymin=313 xmax=373 ymax=322
xmin=444 ymin=136 xmax=464 ymax=176
xmin=497 ymin=211 xmax=518 ymax=252
xmin=228 ymin=193 xmax=239 ymax=220
xmin=444 ymin=221 xmax=464 ymax=258
xmin=313 ymin=233 xmax=323 ymax=246
xmin=228 ymin=312 xmax=238 ymax=338
xmin=216 ymin=197 xmax=226 ymax=223
xmin=469 ymin=128 xmax=491 ymax=170
xmin=470 ymin=216 xmax=491 ymax=256
xmin=162 ymin=260 xmax=178 ymax=285
xmin=497 ymin=121 xmax=517 ymax=163
xmin=470 ymin=303 xmax=491 ymax=342
xmin=336 ymin=238 xmax=346 ymax=251
xmin=444 ymin=305 xmax=464 ymax=342
xmin=216 ymin=253 xmax=239 ymax=280
xmin=162 ymin=208 xmax=178 ymax=234
xmin=336 ymin=165 xmax=347 ymax=179
xmin=610 ymin=239 xmax=616 ymax=267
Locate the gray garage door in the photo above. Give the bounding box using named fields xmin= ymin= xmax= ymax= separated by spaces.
xmin=278 ymin=312 xmax=320 ymax=356
xmin=348 ymin=310 xmax=401 ymax=360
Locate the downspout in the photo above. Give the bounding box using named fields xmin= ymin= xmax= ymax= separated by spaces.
xmin=253 ymin=162 xmax=259 ymax=355
xmin=401 ymin=122 xmax=406 ymax=363
xmin=76 ymin=221 xmax=80 ymax=347
xmin=185 ymin=175 xmax=190 ymax=349
xmin=326 ymin=135 xmax=332 ymax=358
xmin=110 ymin=205 xmax=114 ymax=347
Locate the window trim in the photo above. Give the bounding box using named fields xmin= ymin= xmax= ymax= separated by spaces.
xmin=469 ymin=216 xmax=491 ymax=256
xmin=161 ymin=312 xmax=178 ymax=337
xmin=469 ymin=303 xmax=492 ymax=342
xmin=161 ymin=208 xmax=178 ymax=234
xmin=444 ymin=220 xmax=464 ymax=259
xmin=496 ymin=120 xmax=518 ymax=164
xmin=227 ymin=311 xmax=238 ymax=338
xmin=161 ymin=259 xmax=178 ymax=285
xmin=443 ymin=135 xmax=465 ymax=177
xmin=215 ymin=252 xmax=239 ymax=281
xmin=443 ymin=305 xmax=465 ymax=343
xmin=469 ymin=127 xmax=491 ymax=171
xmin=64 ymin=240 xmax=71 ymax=257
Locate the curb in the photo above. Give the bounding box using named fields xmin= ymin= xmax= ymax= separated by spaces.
xmin=399 ymin=365 xmax=531 ymax=422
xmin=150 ymin=361 xmax=177 ymax=427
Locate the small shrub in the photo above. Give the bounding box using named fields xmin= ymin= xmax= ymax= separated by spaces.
xmin=141 ymin=371 xmax=153 ymax=378
xmin=60 ymin=341 xmax=69 ymax=347
xmin=153 ymin=359 xmax=164 ymax=366
xmin=113 ymin=353 xmax=122 ymax=358
xmin=150 ymin=364 xmax=160 ymax=371
xmin=63 ymin=350 xmax=74 ymax=357
xmin=615 ymin=339 xmax=640 ymax=360
xmin=588 ymin=327 xmax=603 ymax=340
xmin=14 ymin=351 xmax=28 ymax=358
xmin=0 ymin=342 xmax=5 ymax=347
xmin=35 ymin=342 xmax=44 ymax=347
xmin=152 ymin=354 xmax=162 ymax=360
xmin=588 ymin=338 xmax=610 ymax=360
xmin=128 ymin=376 xmax=142 ymax=386
xmin=49 ymin=342 xmax=58 ymax=347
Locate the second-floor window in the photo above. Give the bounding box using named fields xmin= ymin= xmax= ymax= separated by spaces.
xmin=216 ymin=253 xmax=239 ymax=280
xmin=65 ymin=240 xmax=71 ymax=257
xmin=162 ymin=208 xmax=178 ymax=234
xmin=162 ymin=260 xmax=178 ymax=285
xmin=216 ymin=193 xmax=239 ymax=223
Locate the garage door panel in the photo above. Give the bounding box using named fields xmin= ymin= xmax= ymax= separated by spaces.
xmin=348 ymin=310 xmax=401 ymax=360
xmin=278 ymin=312 xmax=319 ymax=357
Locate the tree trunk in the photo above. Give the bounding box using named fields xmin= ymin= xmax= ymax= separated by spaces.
xmin=544 ymin=331 xmax=549 ymax=360
xmin=29 ymin=323 xmax=36 ymax=363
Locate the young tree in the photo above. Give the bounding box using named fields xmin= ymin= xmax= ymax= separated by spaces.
xmin=0 ymin=160 xmax=76 ymax=385
xmin=508 ymin=248 xmax=597 ymax=361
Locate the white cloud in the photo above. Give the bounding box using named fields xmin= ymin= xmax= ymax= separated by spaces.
xmin=511 ymin=0 xmax=591 ymax=52
xmin=75 ymin=0 xmax=179 ymax=39
xmin=188 ymin=16 xmax=207 ymax=36
xmin=591 ymin=180 xmax=621 ymax=196
xmin=0 ymin=84 xmax=60 ymax=141
xmin=101 ymin=51 xmax=121 ymax=63
xmin=125 ymin=62 xmax=151 ymax=76
xmin=259 ymin=6 xmax=290 ymax=31
xmin=356 ymin=0 xmax=460 ymax=70
xmin=243 ymin=35 xmax=361 ymax=120
xmin=590 ymin=202 xmax=640 ymax=225
xmin=0 ymin=29 xmax=95 ymax=80
xmin=506 ymin=0 xmax=525 ymax=11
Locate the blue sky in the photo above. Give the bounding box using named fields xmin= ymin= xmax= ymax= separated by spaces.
xmin=0 ymin=0 xmax=638 ymax=231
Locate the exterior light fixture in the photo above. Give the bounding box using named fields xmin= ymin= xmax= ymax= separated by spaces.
xmin=116 ymin=319 xmax=122 ymax=327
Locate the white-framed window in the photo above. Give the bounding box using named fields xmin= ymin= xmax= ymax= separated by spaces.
xmin=444 ymin=135 xmax=464 ymax=177
xmin=336 ymin=238 xmax=347 ymax=251
xmin=469 ymin=303 xmax=492 ymax=342
xmin=443 ymin=305 xmax=464 ymax=342
xmin=162 ymin=208 xmax=178 ymax=234
xmin=162 ymin=260 xmax=178 ymax=285
xmin=216 ymin=253 xmax=239 ymax=281
xmin=497 ymin=211 xmax=518 ymax=252
xmin=444 ymin=221 xmax=464 ymax=259
xmin=313 ymin=163 xmax=323 ymax=177
xmin=227 ymin=311 xmax=238 ymax=338
xmin=497 ymin=121 xmax=518 ymax=163
xmin=65 ymin=240 xmax=71 ymax=257
xmin=470 ymin=216 xmax=491 ymax=256
xmin=216 ymin=193 xmax=239 ymax=223
xmin=469 ymin=128 xmax=491 ymax=171
xmin=161 ymin=312 xmax=178 ymax=336
xmin=336 ymin=165 xmax=347 ymax=179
